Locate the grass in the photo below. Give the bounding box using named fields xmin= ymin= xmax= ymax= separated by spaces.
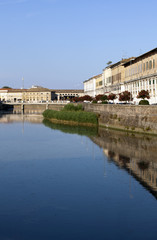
xmin=43 ymin=109 xmax=98 ymax=125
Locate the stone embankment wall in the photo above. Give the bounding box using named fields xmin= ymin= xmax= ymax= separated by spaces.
xmin=84 ymin=104 xmax=157 ymax=134
xmin=13 ymin=103 xmax=65 ymax=113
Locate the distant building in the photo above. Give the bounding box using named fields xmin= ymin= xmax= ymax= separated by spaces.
xmin=0 ymin=88 xmax=24 ymax=102
xmin=0 ymin=87 xmax=51 ymax=103
xmin=51 ymin=89 xmax=84 ymax=101
xmin=22 ymin=87 xmax=51 ymax=102
xmin=0 ymin=87 xmax=84 ymax=103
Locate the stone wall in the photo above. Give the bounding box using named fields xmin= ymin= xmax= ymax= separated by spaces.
xmin=84 ymin=103 xmax=157 ymax=134
xmin=13 ymin=103 xmax=65 ymax=114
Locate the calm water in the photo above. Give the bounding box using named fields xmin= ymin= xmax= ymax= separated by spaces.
xmin=0 ymin=114 xmax=157 ymax=240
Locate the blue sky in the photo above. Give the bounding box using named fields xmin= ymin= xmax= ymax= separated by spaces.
xmin=0 ymin=0 xmax=157 ymax=89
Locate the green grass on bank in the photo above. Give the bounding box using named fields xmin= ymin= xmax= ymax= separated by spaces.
xmin=43 ymin=109 xmax=98 ymax=125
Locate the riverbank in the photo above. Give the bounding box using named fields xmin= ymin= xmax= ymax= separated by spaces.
xmin=84 ymin=103 xmax=157 ymax=135
xmin=43 ymin=108 xmax=98 ymax=126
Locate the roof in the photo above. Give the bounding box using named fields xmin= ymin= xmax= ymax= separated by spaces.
xmin=83 ymin=73 xmax=102 ymax=83
xmin=123 ymin=48 xmax=157 ymax=67
xmin=26 ymin=87 xmax=51 ymax=92
xmin=103 ymin=57 xmax=135 ymax=70
xmin=0 ymin=88 xmax=51 ymax=93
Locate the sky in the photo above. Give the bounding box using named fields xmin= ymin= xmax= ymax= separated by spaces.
xmin=0 ymin=0 xmax=157 ymax=90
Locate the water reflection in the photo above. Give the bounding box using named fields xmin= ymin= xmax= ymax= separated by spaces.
xmin=1 ymin=113 xmax=157 ymax=199
xmin=43 ymin=119 xmax=98 ymax=137
xmin=0 ymin=113 xmax=43 ymax=124
xmin=43 ymin=118 xmax=157 ymax=198
xmin=1 ymin=114 xmax=157 ymax=239
xmin=91 ymin=128 xmax=157 ymax=198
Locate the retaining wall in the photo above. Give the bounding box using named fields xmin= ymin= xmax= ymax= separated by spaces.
xmin=84 ymin=104 xmax=157 ymax=134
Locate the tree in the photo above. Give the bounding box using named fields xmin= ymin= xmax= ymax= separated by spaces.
xmin=137 ymin=90 xmax=150 ymax=99
xmin=108 ymin=93 xmax=116 ymax=102
xmin=2 ymin=86 xmax=12 ymax=89
xmin=101 ymin=95 xmax=108 ymax=101
xmin=119 ymin=91 xmax=133 ymax=102
xmin=106 ymin=61 xmax=112 ymax=66
xmin=73 ymin=95 xmax=93 ymax=102
xmin=95 ymin=94 xmax=108 ymax=101
xmin=95 ymin=94 xmax=103 ymax=101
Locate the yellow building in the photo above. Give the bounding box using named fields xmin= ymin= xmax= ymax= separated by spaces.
xmin=0 ymin=87 xmax=52 ymax=103
xmin=95 ymin=74 xmax=103 ymax=95
xmin=22 ymin=87 xmax=51 ymax=102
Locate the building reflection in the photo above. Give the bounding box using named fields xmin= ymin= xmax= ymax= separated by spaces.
xmin=91 ymin=128 xmax=157 ymax=198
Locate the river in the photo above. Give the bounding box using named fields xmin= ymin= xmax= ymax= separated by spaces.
xmin=0 ymin=113 xmax=157 ymax=240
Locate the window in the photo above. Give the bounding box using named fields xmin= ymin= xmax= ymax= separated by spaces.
xmin=149 ymin=60 xmax=152 ymax=69
xmin=153 ymin=59 xmax=155 ymax=68
xmin=143 ymin=63 xmax=145 ymax=71
xmin=146 ymin=62 xmax=148 ymax=70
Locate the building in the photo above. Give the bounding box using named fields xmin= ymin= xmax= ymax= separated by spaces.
xmin=0 ymin=87 xmax=84 ymax=103
xmin=84 ymin=47 xmax=157 ymax=104
xmin=0 ymin=87 xmax=52 ymax=103
xmin=0 ymin=88 xmax=24 ymax=102
xmin=51 ymin=89 xmax=84 ymax=101
xmin=83 ymin=74 xmax=100 ymax=97
xmin=95 ymin=74 xmax=104 ymax=95
xmin=103 ymin=58 xmax=134 ymax=96
xmin=123 ymin=48 xmax=157 ymax=104
xmin=22 ymin=87 xmax=52 ymax=102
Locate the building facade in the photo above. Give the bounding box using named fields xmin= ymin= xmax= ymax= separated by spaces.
xmin=51 ymin=89 xmax=84 ymax=101
xmin=123 ymin=48 xmax=157 ymax=104
xmin=22 ymin=87 xmax=52 ymax=102
xmin=84 ymin=47 xmax=157 ymax=104
xmin=95 ymin=74 xmax=103 ymax=95
xmin=83 ymin=75 xmax=97 ymax=97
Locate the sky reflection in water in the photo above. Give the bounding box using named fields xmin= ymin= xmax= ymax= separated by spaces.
xmin=0 ymin=114 xmax=157 ymax=240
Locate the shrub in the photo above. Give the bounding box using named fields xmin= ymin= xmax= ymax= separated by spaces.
xmin=62 ymin=103 xmax=83 ymax=111
xmin=102 ymin=101 xmax=108 ymax=104
xmin=92 ymin=100 xmax=97 ymax=104
xmin=139 ymin=100 xmax=149 ymax=105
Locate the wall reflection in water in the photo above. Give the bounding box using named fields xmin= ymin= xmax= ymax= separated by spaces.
xmin=91 ymin=128 xmax=157 ymax=198
xmin=0 ymin=113 xmax=43 ymax=124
